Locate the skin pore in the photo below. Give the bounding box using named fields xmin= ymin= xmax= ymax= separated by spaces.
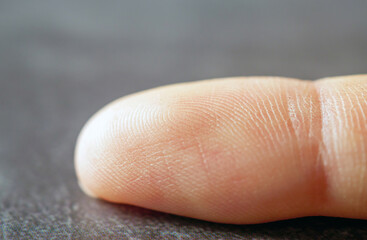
xmin=75 ymin=75 xmax=367 ymax=224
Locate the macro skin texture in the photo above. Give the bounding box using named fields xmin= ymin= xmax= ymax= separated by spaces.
xmin=75 ymin=75 xmax=367 ymax=224
xmin=316 ymin=76 xmax=367 ymax=219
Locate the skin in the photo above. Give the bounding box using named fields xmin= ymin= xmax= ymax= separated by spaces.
xmin=75 ymin=75 xmax=367 ymax=224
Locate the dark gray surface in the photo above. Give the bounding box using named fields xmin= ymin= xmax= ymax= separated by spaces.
xmin=1 ymin=0 xmax=367 ymax=239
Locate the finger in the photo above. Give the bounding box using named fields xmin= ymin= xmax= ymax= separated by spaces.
xmin=75 ymin=75 xmax=367 ymax=224
xmin=314 ymin=75 xmax=367 ymax=219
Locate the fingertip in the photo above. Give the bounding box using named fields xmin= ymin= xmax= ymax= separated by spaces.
xmin=74 ymin=100 xmax=120 ymax=201
xmin=77 ymin=76 xmax=367 ymax=223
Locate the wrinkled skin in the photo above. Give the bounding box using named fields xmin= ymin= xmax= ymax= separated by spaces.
xmin=75 ymin=75 xmax=367 ymax=224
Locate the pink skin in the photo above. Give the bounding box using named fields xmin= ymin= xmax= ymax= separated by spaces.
xmin=75 ymin=75 xmax=367 ymax=224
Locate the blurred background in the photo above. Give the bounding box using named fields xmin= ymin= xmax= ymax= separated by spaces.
xmin=1 ymin=0 xmax=367 ymax=239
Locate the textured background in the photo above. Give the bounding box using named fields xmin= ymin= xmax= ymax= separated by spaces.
xmin=1 ymin=0 xmax=367 ymax=239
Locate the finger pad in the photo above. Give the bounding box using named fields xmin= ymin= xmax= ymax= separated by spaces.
xmin=75 ymin=77 xmax=326 ymax=223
